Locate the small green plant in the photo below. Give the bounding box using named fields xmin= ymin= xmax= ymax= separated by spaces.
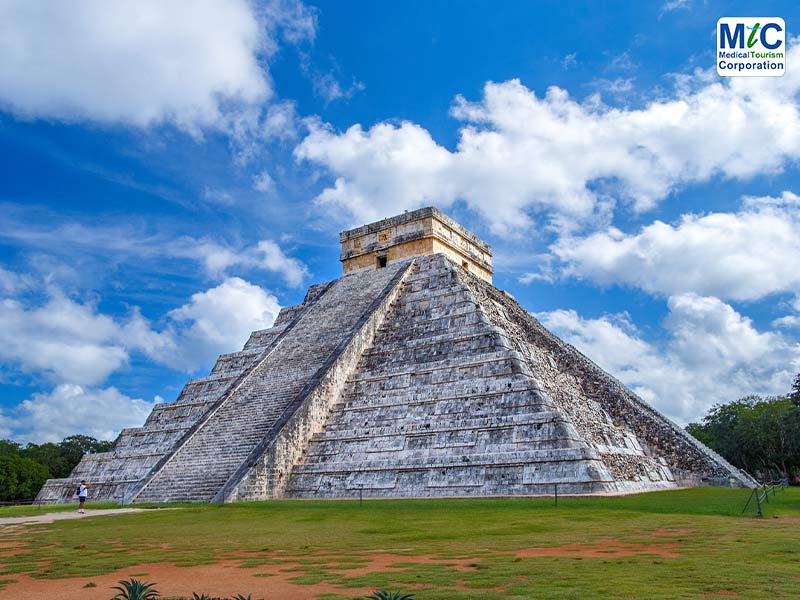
xmin=366 ymin=592 xmax=415 ymax=600
xmin=112 ymin=578 xmax=159 ymax=600
xmin=191 ymin=594 xmax=210 ymax=600
xmin=232 ymin=595 xmax=252 ymax=600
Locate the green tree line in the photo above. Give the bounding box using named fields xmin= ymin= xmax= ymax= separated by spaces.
xmin=687 ymin=372 xmax=800 ymax=483
xmin=0 ymin=435 xmax=112 ymax=502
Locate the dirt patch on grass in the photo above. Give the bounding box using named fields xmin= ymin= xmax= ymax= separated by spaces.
xmin=515 ymin=537 xmax=681 ymax=558
xmin=311 ymin=552 xmax=479 ymax=578
xmin=0 ymin=559 xmax=375 ymax=600
xmin=0 ymin=534 xmax=684 ymax=598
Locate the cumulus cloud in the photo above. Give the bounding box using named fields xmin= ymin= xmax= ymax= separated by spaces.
xmin=166 ymin=277 xmax=281 ymax=369
xmin=537 ymin=294 xmax=800 ymax=423
xmin=0 ymin=0 xmax=315 ymax=133
xmin=182 ymin=239 xmax=309 ymax=286
xmin=295 ymin=43 xmax=800 ymax=233
xmin=0 ymin=275 xmax=283 ymax=441
xmin=0 ymin=294 xmax=136 ymax=385
xmin=3 ymin=384 xmax=158 ymax=444
xmin=550 ymin=191 xmax=800 ymax=301
xmin=0 ymin=277 xmax=281 ymax=386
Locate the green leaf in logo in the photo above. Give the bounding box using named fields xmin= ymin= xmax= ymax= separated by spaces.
xmin=747 ymin=23 xmax=761 ymax=48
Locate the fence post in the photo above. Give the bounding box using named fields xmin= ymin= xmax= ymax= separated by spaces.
xmin=359 ymin=485 xmax=363 ymax=508
xmin=755 ymin=488 xmax=763 ymax=517
xmin=554 ymin=483 xmax=558 ymax=508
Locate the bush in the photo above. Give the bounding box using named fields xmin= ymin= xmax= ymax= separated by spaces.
xmin=111 ymin=578 xmax=159 ymax=600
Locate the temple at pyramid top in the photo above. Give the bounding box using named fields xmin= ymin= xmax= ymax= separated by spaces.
xmin=339 ymin=207 xmax=494 ymax=282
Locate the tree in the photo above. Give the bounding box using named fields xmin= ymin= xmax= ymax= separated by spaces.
xmin=0 ymin=455 xmax=49 ymax=501
xmin=58 ymin=434 xmax=114 ymax=467
xmin=0 ymin=434 xmax=114 ymax=501
xmin=790 ymin=372 xmax=800 ymax=408
xmin=0 ymin=440 xmax=21 ymax=456
xmin=20 ymin=442 xmax=71 ymax=479
xmin=687 ymin=395 xmax=800 ymax=482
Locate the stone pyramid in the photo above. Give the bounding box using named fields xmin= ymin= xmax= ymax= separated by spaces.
xmin=36 ymin=208 xmax=754 ymax=504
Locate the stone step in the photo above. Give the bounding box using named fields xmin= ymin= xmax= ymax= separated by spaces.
xmin=347 ymin=350 xmax=532 ymax=384
xmin=335 ymin=383 xmax=548 ymax=412
xmin=292 ymin=446 xmax=602 ymax=475
xmin=314 ymin=410 xmax=566 ymax=440
xmin=361 ymin=332 xmax=511 ymax=371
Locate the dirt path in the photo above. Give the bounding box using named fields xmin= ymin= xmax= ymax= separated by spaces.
xmin=0 ymin=508 xmax=148 ymax=527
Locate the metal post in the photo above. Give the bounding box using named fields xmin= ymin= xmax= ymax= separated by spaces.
xmin=763 ymin=486 xmax=770 ymax=503
xmin=554 ymin=483 xmax=558 ymax=508
xmin=359 ymin=485 xmax=363 ymax=507
xmin=755 ymin=488 xmax=763 ymax=517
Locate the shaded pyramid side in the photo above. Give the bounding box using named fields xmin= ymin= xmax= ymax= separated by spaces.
xmin=456 ymin=265 xmax=757 ymax=489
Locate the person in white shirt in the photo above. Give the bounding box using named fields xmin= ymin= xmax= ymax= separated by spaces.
xmin=77 ymin=480 xmax=90 ymax=514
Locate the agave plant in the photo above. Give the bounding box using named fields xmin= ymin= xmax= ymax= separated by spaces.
xmin=191 ymin=594 xmax=211 ymax=600
xmin=111 ymin=578 xmax=159 ymax=600
xmin=232 ymin=595 xmax=253 ymax=600
xmin=366 ymin=592 xmax=415 ymax=600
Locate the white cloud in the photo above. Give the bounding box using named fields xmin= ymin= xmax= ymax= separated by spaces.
xmin=588 ymin=77 xmax=635 ymax=96
xmin=773 ymin=315 xmax=800 ymax=329
xmin=311 ymin=71 xmax=365 ymax=104
xmin=0 ymin=0 xmax=315 ymax=133
xmin=606 ymin=51 xmax=637 ymax=72
xmin=201 ymin=187 xmax=236 ymax=206
xmin=0 ymin=294 xmax=133 ymax=385
xmin=661 ymin=0 xmax=691 ymax=12
xmin=0 ymin=277 xmax=282 ymax=385
xmin=551 ymin=192 xmax=800 ymax=301
xmin=0 ymin=277 xmax=283 ymax=441
xmin=295 ymin=43 xmax=800 ymax=233
xmin=0 ymin=214 xmax=310 ymax=288
xmin=0 ymin=265 xmax=31 ymax=294
xmin=253 ymin=170 xmax=275 ymax=192
xmin=167 ymin=277 xmax=281 ymax=369
xmin=258 ymin=0 xmax=317 ymax=45
xmin=262 ymin=100 xmax=300 ymax=141
xmin=254 ymin=240 xmax=308 ymax=286
xmin=181 ymin=238 xmax=309 ymax=286
xmin=4 ymin=384 xmax=158 ymax=444
xmin=537 ymin=294 xmax=800 ymax=423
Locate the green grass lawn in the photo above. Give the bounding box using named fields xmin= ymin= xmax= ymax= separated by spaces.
xmin=0 ymin=487 xmax=798 ymax=599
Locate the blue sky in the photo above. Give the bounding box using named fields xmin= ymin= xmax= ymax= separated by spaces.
xmin=0 ymin=0 xmax=798 ymax=443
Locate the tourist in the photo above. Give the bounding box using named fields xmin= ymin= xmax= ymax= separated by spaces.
xmin=77 ymin=480 xmax=90 ymax=514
